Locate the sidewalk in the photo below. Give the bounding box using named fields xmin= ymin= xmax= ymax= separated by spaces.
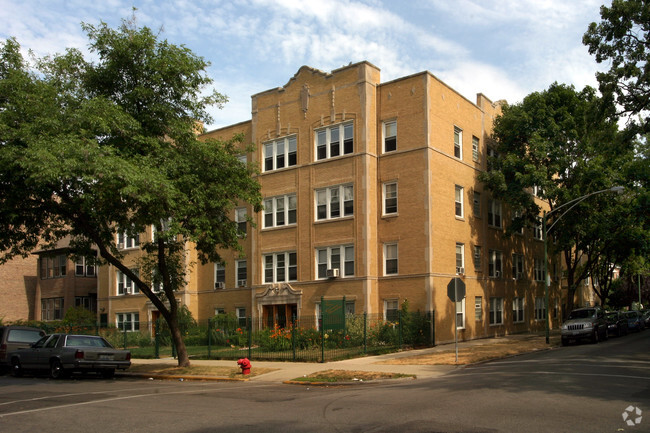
xmin=124 ymin=333 xmax=557 ymax=384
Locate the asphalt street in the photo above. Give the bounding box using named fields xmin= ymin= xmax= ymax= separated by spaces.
xmin=1 ymin=330 xmax=648 ymax=433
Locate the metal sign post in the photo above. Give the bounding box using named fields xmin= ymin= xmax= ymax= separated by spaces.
xmin=447 ymin=277 xmax=466 ymax=364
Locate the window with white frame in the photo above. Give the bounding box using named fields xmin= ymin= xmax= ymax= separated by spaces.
xmin=116 ymin=312 xmax=139 ymax=331
xmin=214 ymin=308 xmax=225 ymax=315
xmin=384 ymin=299 xmax=399 ymax=321
xmin=455 ymin=185 xmax=464 ymax=218
xmin=534 ymin=258 xmax=545 ymax=282
xmin=472 ymin=136 xmax=480 ymax=162
xmin=236 ymin=307 xmax=247 ymax=327
xmin=488 ymin=199 xmax=502 ymax=228
xmin=236 ymin=208 xmax=247 ymax=235
xmin=488 ymin=250 xmax=502 ymax=278
xmin=263 ymin=135 xmax=297 ymax=172
xmin=383 ymin=182 xmax=398 ymax=215
xmin=41 ymin=298 xmax=64 ymax=321
xmin=383 ymin=120 xmax=397 ymax=152
xmin=456 ymin=297 xmax=466 ymax=329
xmin=532 ymin=185 xmax=543 ymax=198
xmin=263 ymin=252 xmax=297 ymax=283
xmin=535 ymin=297 xmax=547 ymax=321
xmin=316 ymin=122 xmax=353 ymax=160
xmin=316 ymin=245 xmax=354 ymax=279
xmin=473 ymin=246 xmax=482 ymax=270
xmin=214 ymin=263 xmax=225 ymax=289
xmin=151 ymin=268 xmax=162 ymax=293
xmin=346 ymin=301 xmax=355 ymax=316
xmin=384 ymin=243 xmax=398 ymax=275
xmin=316 ymin=184 xmax=353 ymax=220
xmin=513 ymin=297 xmax=525 ymax=323
xmin=40 ymin=254 xmax=67 ymax=279
xmin=456 ymin=243 xmax=464 ymax=274
xmin=263 ymin=194 xmax=297 ymax=228
xmin=237 ymin=154 xmax=247 ymax=164
xmin=475 ymin=296 xmax=482 ymax=321
xmin=512 ymin=253 xmax=524 ymax=280
xmin=453 ymin=126 xmax=462 ymax=159
xmin=489 ymin=297 xmax=504 ymax=325
xmin=75 ymin=256 xmax=96 ymax=277
xmin=473 ymin=191 xmax=481 ymax=217
xmin=117 ymin=269 xmax=139 ymax=295
xmin=236 ymin=260 xmax=247 ymax=287
xmin=534 ymin=217 xmax=544 ymax=240
xmin=117 ymin=230 xmax=140 ymax=249
xmin=512 ymin=211 xmax=524 ymax=235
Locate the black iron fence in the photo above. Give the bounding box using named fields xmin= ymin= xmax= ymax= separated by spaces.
xmin=8 ymin=310 xmax=435 ymax=363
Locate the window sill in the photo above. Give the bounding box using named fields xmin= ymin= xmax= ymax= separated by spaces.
xmin=382 ymin=213 xmax=398 ymax=219
xmin=455 ymin=216 xmax=465 ymax=221
xmin=315 ymin=216 xmax=354 ymax=225
xmin=261 ymin=224 xmax=297 ymax=232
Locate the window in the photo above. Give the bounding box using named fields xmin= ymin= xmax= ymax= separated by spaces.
xmin=473 ymin=191 xmax=481 ymax=217
xmin=384 ymin=243 xmax=398 ymax=275
xmin=472 ymin=136 xmax=480 ymax=162
xmin=534 ymin=258 xmax=545 ymax=282
xmin=316 ymin=122 xmax=353 ymax=160
xmin=116 ymin=313 xmax=140 ymax=332
xmin=237 ymin=154 xmax=247 ymax=164
xmin=41 ymin=298 xmax=64 ymax=321
xmin=453 ymin=126 xmax=462 ymax=159
xmin=117 ymin=269 xmax=139 ymax=295
xmin=263 ymin=252 xmax=297 ymax=283
xmin=214 ymin=308 xmax=225 ymax=315
xmin=75 ymin=256 xmax=96 ymax=277
xmin=383 ymin=120 xmax=397 ymax=152
xmin=455 ymin=185 xmax=464 ymax=218
xmin=475 ymin=296 xmax=482 ymax=321
xmin=535 ymin=297 xmax=547 ymax=321
xmin=513 ymin=297 xmax=524 ymax=323
xmin=236 ymin=208 xmax=247 ymax=235
xmin=456 ymin=297 xmax=466 ymax=329
xmin=117 ymin=230 xmax=140 ymax=249
xmin=534 ymin=217 xmax=544 ymax=240
xmin=455 ymin=243 xmax=464 ymax=273
xmin=532 ymin=185 xmax=543 ymax=198
xmin=263 ymin=135 xmax=297 ymax=171
xmin=317 ymin=245 xmax=354 ymax=279
xmin=236 ymin=307 xmax=247 ymax=327
xmin=40 ymin=254 xmax=67 ymax=279
xmin=488 ymin=250 xmax=502 ymax=278
xmin=473 ymin=246 xmax=482 ymax=270
xmin=263 ymin=194 xmax=297 ymax=228
xmin=236 ymin=260 xmax=247 ymax=287
xmin=383 ymin=182 xmax=398 ymax=215
xmin=512 ymin=253 xmax=524 ymax=280
xmin=75 ymin=296 xmax=96 ymax=313
xmin=215 ymin=263 xmax=225 ymax=288
xmin=316 ymin=184 xmax=353 ymax=220
xmin=488 ymin=199 xmax=502 ymax=228
xmin=384 ymin=299 xmax=399 ymax=321
xmin=345 ymin=301 xmax=355 ymax=316
xmin=489 ymin=297 xmax=504 ymax=325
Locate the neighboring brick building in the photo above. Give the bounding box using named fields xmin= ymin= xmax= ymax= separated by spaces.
xmin=0 ymin=255 xmax=38 ymax=322
xmin=98 ymin=62 xmax=563 ymax=343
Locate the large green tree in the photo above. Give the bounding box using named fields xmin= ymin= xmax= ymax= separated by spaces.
xmin=479 ymin=83 xmax=633 ymax=314
xmin=0 ymin=16 xmax=262 ymax=367
xmin=584 ymin=0 xmax=650 ymax=134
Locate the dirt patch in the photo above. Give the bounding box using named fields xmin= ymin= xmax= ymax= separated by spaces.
xmin=128 ymin=363 xmax=276 ymax=378
xmin=292 ymin=369 xmax=414 ymax=383
xmin=378 ymin=337 xmax=558 ymax=365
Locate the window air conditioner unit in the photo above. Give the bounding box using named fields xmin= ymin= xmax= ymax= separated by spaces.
xmin=326 ymin=268 xmax=340 ymax=278
xmin=214 ymin=282 xmax=225 ymax=290
xmin=237 ymin=279 xmax=247 ymax=287
xmin=456 ymin=267 xmax=464 ymax=275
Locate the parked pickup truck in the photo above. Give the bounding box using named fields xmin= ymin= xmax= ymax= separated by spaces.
xmin=9 ymin=333 xmax=131 ymax=379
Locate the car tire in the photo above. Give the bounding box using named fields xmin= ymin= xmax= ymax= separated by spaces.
xmin=101 ymin=369 xmax=115 ymax=379
xmin=561 ymin=337 xmax=569 ymax=346
xmin=50 ymin=359 xmax=66 ymax=379
xmin=10 ymin=359 xmax=23 ymax=378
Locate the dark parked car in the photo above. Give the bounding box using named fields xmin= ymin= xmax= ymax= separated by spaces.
xmin=561 ymin=307 xmax=608 ymax=345
xmin=606 ymin=311 xmax=628 ymax=337
xmin=625 ymin=311 xmax=646 ymax=332
xmin=9 ymin=333 xmax=131 ymax=379
xmin=0 ymin=326 xmax=46 ymax=373
xmin=642 ymin=310 xmax=650 ymax=328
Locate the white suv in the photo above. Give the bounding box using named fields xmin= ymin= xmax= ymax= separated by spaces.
xmin=561 ymin=307 xmax=608 ymax=346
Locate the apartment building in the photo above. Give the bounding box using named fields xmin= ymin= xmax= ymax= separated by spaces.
xmin=98 ymin=61 xmax=562 ymax=343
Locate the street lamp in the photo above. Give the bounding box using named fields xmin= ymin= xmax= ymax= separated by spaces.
xmin=543 ymin=186 xmax=624 ymax=344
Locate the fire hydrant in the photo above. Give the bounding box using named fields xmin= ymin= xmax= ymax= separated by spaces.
xmin=237 ymin=358 xmax=251 ymax=375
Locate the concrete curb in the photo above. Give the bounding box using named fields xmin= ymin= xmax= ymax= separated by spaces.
xmin=117 ymin=372 xmax=249 ymax=382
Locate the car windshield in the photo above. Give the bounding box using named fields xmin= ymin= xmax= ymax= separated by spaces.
xmin=568 ymin=309 xmax=595 ymax=319
xmin=65 ymin=336 xmax=113 ymax=348
xmin=7 ymin=329 xmax=43 ymax=343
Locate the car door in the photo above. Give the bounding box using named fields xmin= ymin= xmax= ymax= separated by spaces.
xmin=37 ymin=335 xmax=61 ymax=369
xmin=19 ymin=335 xmax=49 ymax=369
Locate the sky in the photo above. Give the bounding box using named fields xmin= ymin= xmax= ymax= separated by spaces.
xmin=0 ymin=0 xmax=610 ymax=130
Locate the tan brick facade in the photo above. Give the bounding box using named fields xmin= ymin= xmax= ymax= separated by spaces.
xmin=0 ymin=255 xmax=38 ymax=322
xmin=98 ymin=62 xmax=563 ymax=343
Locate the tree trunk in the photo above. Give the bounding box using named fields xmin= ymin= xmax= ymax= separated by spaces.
xmin=170 ymin=321 xmax=190 ymax=367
